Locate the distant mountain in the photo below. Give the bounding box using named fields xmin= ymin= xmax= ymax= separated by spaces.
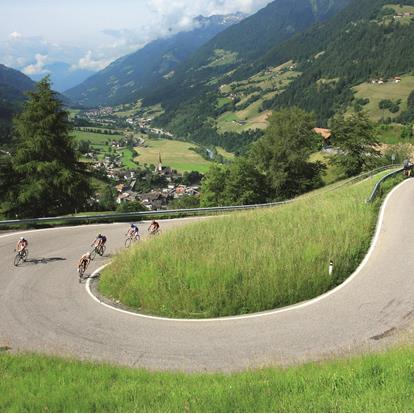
xmin=143 ymin=0 xmax=351 ymax=137
xmin=29 ymin=62 xmax=94 ymax=93
xmin=65 ymin=13 xmax=246 ymax=107
xmin=261 ymin=0 xmax=414 ymax=125
xmin=0 ymin=64 xmax=36 ymax=145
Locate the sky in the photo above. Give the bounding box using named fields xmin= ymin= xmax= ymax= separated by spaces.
xmin=0 ymin=0 xmax=270 ymax=75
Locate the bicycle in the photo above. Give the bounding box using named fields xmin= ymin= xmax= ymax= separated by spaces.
xmin=14 ymin=248 xmax=29 ymax=267
xmin=148 ymin=228 xmax=161 ymax=237
xmin=125 ymin=233 xmax=140 ymax=248
xmin=78 ymin=260 xmax=90 ymax=282
xmin=90 ymin=243 xmax=106 ymax=260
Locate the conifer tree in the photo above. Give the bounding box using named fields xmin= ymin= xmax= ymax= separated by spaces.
xmin=4 ymin=77 xmax=92 ymax=218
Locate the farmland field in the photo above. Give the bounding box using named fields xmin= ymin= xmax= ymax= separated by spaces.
xmin=134 ymin=138 xmax=232 ymax=173
xmin=72 ymin=130 xmax=123 ymax=145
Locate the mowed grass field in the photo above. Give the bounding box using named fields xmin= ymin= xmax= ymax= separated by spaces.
xmin=72 ymin=130 xmax=123 ymax=145
xmin=134 ymin=138 xmax=231 ymax=173
xmin=100 ymin=171 xmax=400 ymax=318
xmin=3 ymin=346 xmax=414 ymax=412
xmin=351 ymin=75 xmax=414 ymax=121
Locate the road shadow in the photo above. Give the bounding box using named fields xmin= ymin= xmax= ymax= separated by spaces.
xmin=78 ymin=272 xmax=100 ymax=284
xmin=26 ymin=257 xmax=67 ymax=265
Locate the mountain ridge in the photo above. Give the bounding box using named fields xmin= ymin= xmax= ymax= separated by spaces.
xmin=141 ymin=0 xmax=352 ymax=140
xmin=65 ymin=13 xmax=246 ymax=107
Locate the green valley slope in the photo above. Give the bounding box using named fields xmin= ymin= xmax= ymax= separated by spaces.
xmin=143 ymin=0 xmax=351 ymax=141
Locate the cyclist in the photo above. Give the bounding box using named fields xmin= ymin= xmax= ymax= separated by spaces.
xmin=148 ymin=220 xmax=160 ymax=235
xmin=78 ymin=252 xmax=91 ymax=273
xmin=126 ymin=223 xmax=140 ymax=241
xmin=92 ymin=234 xmax=107 ymax=249
xmin=16 ymin=237 xmax=28 ymax=253
xmin=403 ymin=159 xmax=412 ymax=177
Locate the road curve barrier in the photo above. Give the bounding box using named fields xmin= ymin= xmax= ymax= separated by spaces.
xmin=367 ymin=167 xmax=405 ymax=203
xmin=0 ymin=164 xmax=401 ymax=228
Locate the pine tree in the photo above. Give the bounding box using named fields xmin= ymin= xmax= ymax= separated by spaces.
xmin=4 ymin=77 xmax=92 ymax=218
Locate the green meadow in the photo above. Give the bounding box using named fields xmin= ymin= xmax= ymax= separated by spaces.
xmin=100 ymin=171 xmax=400 ymax=318
xmin=2 ymin=346 xmax=414 ymax=412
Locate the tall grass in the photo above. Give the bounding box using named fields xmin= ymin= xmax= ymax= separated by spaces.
xmin=100 ymin=172 xmax=402 ymax=318
xmin=1 ymin=347 xmax=414 ymax=412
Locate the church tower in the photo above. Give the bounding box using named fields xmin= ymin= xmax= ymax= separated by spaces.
xmin=157 ymin=152 xmax=163 ymax=173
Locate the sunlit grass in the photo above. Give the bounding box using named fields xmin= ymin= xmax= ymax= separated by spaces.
xmin=100 ymin=172 xmax=401 ymax=318
xmin=2 ymin=347 xmax=414 ymax=412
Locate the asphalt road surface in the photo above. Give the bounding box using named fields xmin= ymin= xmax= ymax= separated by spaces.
xmin=1 ymin=179 xmax=414 ymax=373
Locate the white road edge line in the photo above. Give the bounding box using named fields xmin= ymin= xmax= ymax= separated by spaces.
xmin=85 ymin=178 xmax=411 ymax=323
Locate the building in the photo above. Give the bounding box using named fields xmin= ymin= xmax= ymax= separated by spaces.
xmin=154 ymin=153 xmax=178 ymax=180
xmin=313 ymin=128 xmax=332 ymax=147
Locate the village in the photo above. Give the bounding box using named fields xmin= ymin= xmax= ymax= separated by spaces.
xmin=370 ymin=76 xmax=403 ymax=85
xmin=91 ymin=151 xmax=201 ymax=211
xmin=77 ymin=106 xmax=174 ymax=139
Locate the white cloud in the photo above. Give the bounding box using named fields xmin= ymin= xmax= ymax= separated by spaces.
xmin=145 ymin=0 xmax=270 ymax=27
xmin=23 ymin=54 xmax=49 ymax=75
xmin=9 ymin=31 xmax=23 ymax=39
xmin=1 ymin=1 xmax=271 ymax=75
xmin=71 ymin=50 xmax=111 ymax=71
xmin=98 ymin=0 xmax=270 ymax=60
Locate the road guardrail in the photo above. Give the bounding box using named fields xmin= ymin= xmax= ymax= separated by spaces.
xmin=367 ymin=167 xmax=405 ymax=203
xmin=0 ymin=164 xmax=401 ymax=228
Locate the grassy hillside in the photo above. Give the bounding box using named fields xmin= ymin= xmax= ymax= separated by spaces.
xmin=3 ymin=346 xmax=414 ymax=412
xmin=350 ymin=75 xmax=414 ymax=122
xmin=265 ymin=0 xmax=414 ymax=126
xmin=309 ymin=152 xmax=344 ymax=185
xmin=100 ymin=171 xmax=400 ymax=318
xmin=216 ymin=62 xmax=301 ymax=133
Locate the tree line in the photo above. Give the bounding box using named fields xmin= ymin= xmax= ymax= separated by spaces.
xmin=200 ymin=107 xmax=381 ymax=207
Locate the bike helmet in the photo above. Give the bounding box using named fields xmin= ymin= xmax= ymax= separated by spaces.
xmin=97 ymin=234 xmax=102 ymax=238
xmin=86 ymin=252 xmax=91 ymax=258
xmin=20 ymin=237 xmax=25 ymax=241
